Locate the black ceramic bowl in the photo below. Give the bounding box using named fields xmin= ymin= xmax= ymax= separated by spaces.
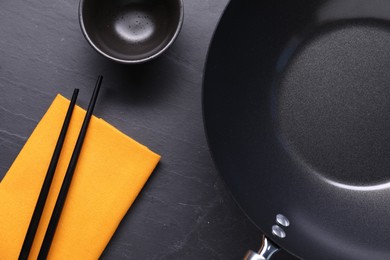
xmin=79 ymin=0 xmax=183 ymax=64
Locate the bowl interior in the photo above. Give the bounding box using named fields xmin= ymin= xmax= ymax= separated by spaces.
xmin=80 ymin=0 xmax=182 ymax=62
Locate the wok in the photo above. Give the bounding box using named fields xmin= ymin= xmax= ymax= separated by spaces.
xmin=202 ymin=0 xmax=390 ymax=259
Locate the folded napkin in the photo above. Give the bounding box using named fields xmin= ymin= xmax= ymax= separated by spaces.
xmin=0 ymin=94 xmax=160 ymax=259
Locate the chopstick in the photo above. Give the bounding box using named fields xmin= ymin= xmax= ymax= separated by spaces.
xmin=19 ymin=89 xmax=79 ymax=260
xmin=37 ymin=75 xmax=103 ymax=259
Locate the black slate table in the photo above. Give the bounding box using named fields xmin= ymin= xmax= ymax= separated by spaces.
xmin=0 ymin=0 xmax=294 ymax=259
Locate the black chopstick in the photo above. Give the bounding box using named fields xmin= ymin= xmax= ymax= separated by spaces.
xmin=37 ymin=75 xmax=103 ymax=260
xmin=19 ymin=89 xmax=79 ymax=260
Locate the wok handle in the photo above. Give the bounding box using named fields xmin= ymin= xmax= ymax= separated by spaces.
xmin=243 ymin=236 xmax=280 ymax=260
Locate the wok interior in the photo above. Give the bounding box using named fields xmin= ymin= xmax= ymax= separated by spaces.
xmin=277 ymin=20 xmax=390 ymax=186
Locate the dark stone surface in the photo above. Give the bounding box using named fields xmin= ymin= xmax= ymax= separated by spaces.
xmin=0 ymin=0 xmax=294 ymax=259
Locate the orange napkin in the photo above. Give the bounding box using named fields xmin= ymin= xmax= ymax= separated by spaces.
xmin=0 ymin=94 xmax=160 ymax=259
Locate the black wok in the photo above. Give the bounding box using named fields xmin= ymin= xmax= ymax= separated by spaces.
xmin=203 ymin=0 xmax=390 ymax=259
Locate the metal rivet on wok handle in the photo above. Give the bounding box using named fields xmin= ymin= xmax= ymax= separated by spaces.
xmin=243 ymin=236 xmax=280 ymax=260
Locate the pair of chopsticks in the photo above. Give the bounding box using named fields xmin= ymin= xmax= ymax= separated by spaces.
xmin=18 ymin=75 xmax=103 ymax=260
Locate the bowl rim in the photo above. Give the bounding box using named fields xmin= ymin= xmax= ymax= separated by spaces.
xmin=78 ymin=0 xmax=184 ymax=64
